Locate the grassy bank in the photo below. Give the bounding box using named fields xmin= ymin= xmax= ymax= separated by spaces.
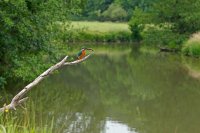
xmin=0 ymin=101 xmax=54 ymax=133
xmin=61 ymin=21 xmax=200 ymax=57
xmin=61 ymin=21 xmax=132 ymax=43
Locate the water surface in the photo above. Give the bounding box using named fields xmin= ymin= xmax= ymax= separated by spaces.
xmin=2 ymin=45 xmax=200 ymax=133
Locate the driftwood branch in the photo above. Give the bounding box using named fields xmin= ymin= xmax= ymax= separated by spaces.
xmin=64 ymin=54 xmax=91 ymax=66
xmin=0 ymin=53 xmax=93 ymax=113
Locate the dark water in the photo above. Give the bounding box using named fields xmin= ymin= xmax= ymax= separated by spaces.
xmin=3 ymin=46 xmax=200 ymax=133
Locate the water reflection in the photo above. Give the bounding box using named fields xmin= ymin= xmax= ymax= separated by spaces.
xmin=102 ymin=119 xmax=137 ymax=133
xmin=2 ymin=46 xmax=200 ymax=133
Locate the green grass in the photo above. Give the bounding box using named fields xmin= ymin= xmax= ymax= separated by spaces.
xmin=59 ymin=21 xmax=132 ymax=43
xmin=182 ymin=32 xmax=200 ymax=57
xmin=71 ymin=21 xmax=130 ymax=33
xmin=0 ymin=101 xmax=54 ymax=133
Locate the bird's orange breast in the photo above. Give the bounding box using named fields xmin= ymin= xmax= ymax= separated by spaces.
xmin=78 ymin=50 xmax=86 ymax=59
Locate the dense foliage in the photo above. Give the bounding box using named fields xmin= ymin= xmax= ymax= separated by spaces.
xmin=129 ymin=0 xmax=200 ymax=50
xmin=72 ymin=0 xmax=155 ymax=21
xmin=63 ymin=30 xmax=132 ymax=43
xmin=0 ymin=0 xmax=85 ymax=89
xmin=101 ymin=3 xmax=127 ymax=21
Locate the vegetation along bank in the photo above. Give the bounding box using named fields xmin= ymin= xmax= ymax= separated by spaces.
xmin=1 ymin=0 xmax=200 ymax=90
xmin=1 ymin=0 xmax=200 ymax=132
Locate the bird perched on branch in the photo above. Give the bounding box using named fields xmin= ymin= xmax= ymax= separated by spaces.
xmin=77 ymin=48 xmax=93 ymax=60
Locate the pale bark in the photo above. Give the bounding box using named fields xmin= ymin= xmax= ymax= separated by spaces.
xmin=0 ymin=53 xmax=92 ymax=113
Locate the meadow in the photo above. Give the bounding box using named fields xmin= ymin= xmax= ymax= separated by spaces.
xmin=70 ymin=21 xmax=130 ymax=33
xmin=61 ymin=21 xmax=132 ymax=43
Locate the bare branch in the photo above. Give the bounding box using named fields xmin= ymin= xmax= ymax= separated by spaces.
xmin=0 ymin=53 xmax=93 ymax=113
xmin=64 ymin=54 xmax=92 ymax=66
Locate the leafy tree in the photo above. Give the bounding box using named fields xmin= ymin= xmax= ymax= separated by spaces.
xmin=80 ymin=0 xmax=114 ymax=19
xmin=101 ymin=3 xmax=127 ymax=21
xmin=0 ymin=0 xmax=85 ymax=89
xmin=129 ymin=8 xmax=151 ymax=41
xmin=129 ymin=0 xmax=200 ymax=46
xmin=114 ymin=0 xmax=141 ymax=19
xmin=75 ymin=0 xmax=156 ymax=21
xmin=151 ymin=0 xmax=200 ymax=34
xmin=130 ymin=0 xmax=200 ymax=34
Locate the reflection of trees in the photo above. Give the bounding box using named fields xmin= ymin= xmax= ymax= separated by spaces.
xmin=28 ymin=51 xmax=200 ymax=133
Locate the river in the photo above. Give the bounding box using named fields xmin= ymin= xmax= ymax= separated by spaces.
xmin=1 ymin=45 xmax=200 ymax=133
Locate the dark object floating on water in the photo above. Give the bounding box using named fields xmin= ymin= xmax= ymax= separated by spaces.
xmin=159 ymin=47 xmax=179 ymax=53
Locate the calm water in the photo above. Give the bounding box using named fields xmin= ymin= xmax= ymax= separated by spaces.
xmin=2 ymin=45 xmax=200 ymax=133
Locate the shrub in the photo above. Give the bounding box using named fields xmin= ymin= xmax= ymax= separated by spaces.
xmin=101 ymin=4 xmax=128 ymax=21
xmin=128 ymin=8 xmax=151 ymax=41
xmin=62 ymin=30 xmax=132 ymax=43
xmin=182 ymin=33 xmax=200 ymax=57
xmin=141 ymin=25 xmax=186 ymax=50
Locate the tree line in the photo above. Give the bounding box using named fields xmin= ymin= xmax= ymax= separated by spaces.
xmin=129 ymin=0 xmax=200 ymax=52
xmin=72 ymin=0 xmax=156 ymax=21
xmin=74 ymin=0 xmax=200 ymax=55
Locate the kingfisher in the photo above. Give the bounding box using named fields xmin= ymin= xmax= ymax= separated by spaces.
xmin=77 ymin=48 xmax=93 ymax=60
